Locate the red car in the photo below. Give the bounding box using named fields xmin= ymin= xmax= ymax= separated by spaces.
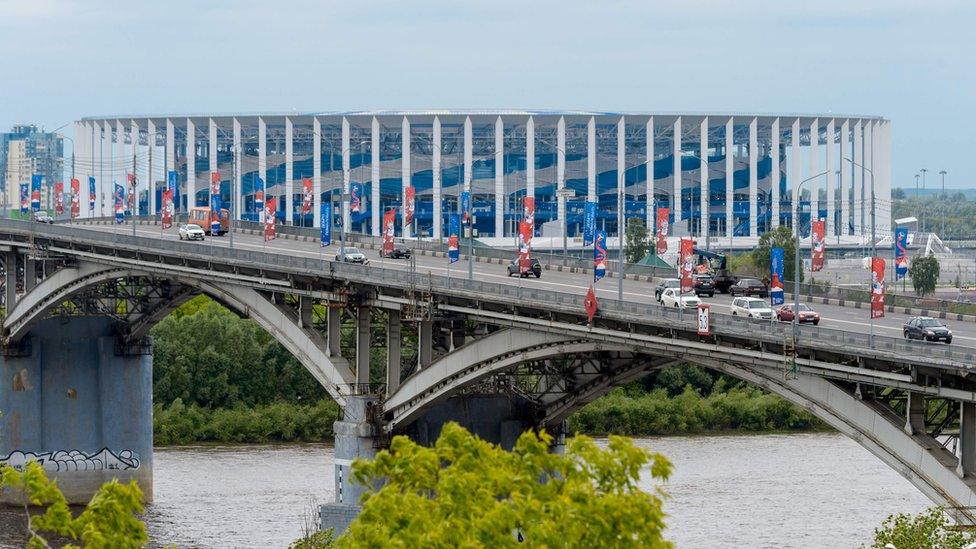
xmin=776 ymin=303 xmax=821 ymax=325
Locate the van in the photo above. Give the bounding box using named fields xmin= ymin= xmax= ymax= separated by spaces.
xmin=189 ymin=207 xmax=229 ymax=236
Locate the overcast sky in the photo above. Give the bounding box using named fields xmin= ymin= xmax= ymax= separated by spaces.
xmin=1 ymin=0 xmax=972 ymax=188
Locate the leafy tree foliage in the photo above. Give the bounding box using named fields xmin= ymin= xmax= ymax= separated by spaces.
xmin=751 ymin=225 xmax=803 ymax=284
xmin=871 ymin=506 xmax=971 ymax=548
xmin=892 ymin=192 xmax=976 ymax=239
xmin=909 ymin=255 xmax=940 ymax=297
xmin=340 ymin=422 xmax=672 ymax=548
xmin=0 ymin=461 xmax=147 ymax=548
xmin=625 ymin=217 xmax=649 ymax=264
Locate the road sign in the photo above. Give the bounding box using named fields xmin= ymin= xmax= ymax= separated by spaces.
xmin=556 ymin=188 xmax=576 ymax=198
xmin=697 ymin=304 xmax=710 ymax=336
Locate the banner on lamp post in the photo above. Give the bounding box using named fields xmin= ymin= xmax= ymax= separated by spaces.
xmin=70 ymin=178 xmax=80 ymax=219
xmin=31 ymin=174 xmax=42 ymax=213
xmin=593 ymin=230 xmax=608 ymax=283
xmin=871 ymin=257 xmax=886 ymax=319
xmin=19 ymin=183 xmax=27 ymax=214
xmin=161 ymin=189 xmax=174 ymax=229
xmin=523 ymin=196 xmax=535 ymax=233
xmin=404 ymin=185 xmax=415 ymax=226
xmin=127 ymin=173 xmax=136 ymax=215
xmin=448 ymin=214 xmax=460 ymax=264
xmin=254 ymin=176 xmax=265 ymax=219
xmin=518 ymin=219 xmax=532 ymax=273
xmin=584 ymin=285 xmax=598 ymax=325
xmin=811 ymin=220 xmax=825 ymax=272
xmin=88 ymin=177 xmax=97 ymax=212
xmin=894 ymin=228 xmax=909 ymax=281
xmin=113 ymin=183 xmax=125 ymax=224
xmin=583 ymin=202 xmax=596 ymax=246
xmin=166 ymin=171 xmax=178 ymax=212
xmin=350 ymin=182 xmax=364 ymax=221
xmin=54 ymin=181 xmax=64 ymax=216
xmin=320 ymin=201 xmax=332 ymax=247
xmin=770 ymin=247 xmax=785 ymax=305
xmin=264 ymin=197 xmax=277 ymax=241
xmin=210 ymin=171 xmax=221 ymax=234
xmin=301 ymin=177 xmax=313 ymax=215
xmin=461 ymin=191 xmax=471 ymax=223
xmin=383 ymin=209 xmax=396 ymax=256
xmin=656 ymin=207 xmax=670 ymax=254
xmin=679 ymin=237 xmax=694 ymax=293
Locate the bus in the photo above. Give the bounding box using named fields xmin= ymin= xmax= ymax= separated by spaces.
xmin=189 ymin=207 xmax=229 ymax=236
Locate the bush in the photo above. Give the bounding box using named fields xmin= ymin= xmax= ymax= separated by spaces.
xmin=154 ymin=399 xmax=340 ymax=445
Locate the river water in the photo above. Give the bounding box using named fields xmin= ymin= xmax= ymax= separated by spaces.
xmin=0 ymin=432 xmax=930 ymax=548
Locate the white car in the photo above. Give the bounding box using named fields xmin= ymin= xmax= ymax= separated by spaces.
xmin=336 ymin=247 xmax=369 ymax=265
xmin=659 ymin=288 xmax=702 ymax=309
xmin=178 ymin=223 xmax=205 ymax=241
xmin=730 ymin=297 xmax=774 ymax=320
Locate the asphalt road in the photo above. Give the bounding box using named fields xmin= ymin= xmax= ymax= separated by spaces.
xmin=82 ymin=223 xmax=976 ymax=348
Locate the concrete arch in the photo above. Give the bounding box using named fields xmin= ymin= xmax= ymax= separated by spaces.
xmin=2 ymin=261 xmax=356 ymax=406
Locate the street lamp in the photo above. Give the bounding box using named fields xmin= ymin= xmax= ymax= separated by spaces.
xmin=792 ymin=170 xmax=830 ymax=347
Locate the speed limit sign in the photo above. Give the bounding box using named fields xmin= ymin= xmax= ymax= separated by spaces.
xmin=697 ymin=303 xmax=711 ymax=336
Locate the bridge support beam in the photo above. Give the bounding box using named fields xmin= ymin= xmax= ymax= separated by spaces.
xmin=418 ymin=320 xmax=432 ymax=371
xmin=327 ymin=306 xmax=341 ymax=358
xmin=386 ymin=310 xmax=401 ymax=392
xmin=905 ymin=392 xmax=926 ymax=435
xmin=298 ymin=296 xmax=313 ymax=329
xmin=355 ymin=307 xmax=370 ymax=385
xmin=4 ymin=251 xmax=16 ymax=310
xmin=320 ymin=395 xmax=380 ymax=534
xmin=23 ymin=258 xmax=36 ymax=292
xmin=959 ymin=402 xmax=976 ymax=478
xmin=0 ymin=317 xmax=153 ymax=504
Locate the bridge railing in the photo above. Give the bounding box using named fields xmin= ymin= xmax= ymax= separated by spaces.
xmin=8 ymin=219 xmax=975 ymax=366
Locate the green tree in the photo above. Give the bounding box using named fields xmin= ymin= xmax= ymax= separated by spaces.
xmin=340 ymin=422 xmax=672 ymax=548
xmin=751 ymin=225 xmax=803 ymax=284
xmin=0 ymin=461 xmax=147 ymax=548
xmin=625 ymin=217 xmax=649 ymax=264
xmin=870 ymin=507 xmax=971 ymax=548
xmin=891 ymin=187 xmax=906 ymax=200
xmin=909 ymin=255 xmax=940 ymax=297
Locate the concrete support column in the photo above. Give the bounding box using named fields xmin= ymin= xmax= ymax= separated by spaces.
xmin=853 ymin=120 xmax=863 ymax=237
xmin=186 ymin=119 xmax=196 ymax=209
xmin=725 ymin=118 xmax=733 ymax=237
xmin=771 ymin=118 xmax=781 ymax=229
xmin=341 ymin=117 xmax=350 ymax=231
xmin=494 ymin=117 xmax=504 ymax=237
xmin=748 ymin=117 xmax=758 ymax=236
xmin=617 ymin=116 xmax=625 ymax=237
xmin=556 ymin=116 xmax=566 ymax=230
xmin=904 ymin=392 xmax=926 ymax=435
xmin=433 ymin=116 xmax=442 ymax=239
xmin=313 ymin=117 xmax=322 ymax=228
xmin=646 ymin=117 xmax=655 ymax=238
xmin=355 ymin=307 xmax=370 ymax=385
xmin=298 ymin=296 xmax=313 ymax=329
xmin=330 ymin=395 xmax=379 ymax=507
xmin=98 ymin=122 xmax=106 ymax=216
xmin=526 ymin=116 xmax=535 ymax=207
xmin=418 ymin=319 xmax=433 ymax=370
xmin=826 ymin=119 xmax=836 ymax=237
xmin=147 ymin=120 xmax=156 ymax=215
xmin=233 ymin=118 xmax=242 ymax=221
xmin=673 ymin=117 xmax=682 ymax=233
xmin=840 ymin=120 xmax=850 ymax=235
xmin=464 ymin=117 xmax=472 ymax=194
xmin=23 ymin=258 xmax=36 ymax=292
xmin=879 ymin=121 xmax=892 ymax=233
xmin=131 ymin=120 xmax=139 ymax=215
xmin=866 ymin=120 xmax=876 ymax=238
xmin=327 ymin=306 xmax=342 ymax=358
xmin=386 ymin=309 xmax=402 ymax=392
xmin=699 ymin=117 xmax=708 ymax=238
xmin=209 ymin=118 xmax=218 ymax=177
xmin=809 ymin=119 xmax=820 ymax=227
xmin=4 ymin=251 xmax=17 ymax=309
xmin=587 ymin=117 xmax=596 ymax=202
xmin=285 ymin=117 xmax=294 ymax=225
xmin=959 ymin=402 xmax=976 ymax=478
xmin=791 ymin=119 xmax=802 ymax=233
xmin=371 ymin=117 xmax=380 ymax=236
xmin=402 ymin=116 xmax=412 ymax=238
xmin=165 ymin=119 xmax=174 ymax=217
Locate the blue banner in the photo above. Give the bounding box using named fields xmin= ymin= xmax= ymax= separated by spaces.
xmin=19 ymin=183 xmax=28 ymax=214
xmin=350 ymin=182 xmax=365 ymax=221
xmin=167 ymin=170 xmax=180 ymax=212
xmin=254 ymin=175 xmax=264 ymax=215
xmin=31 ymin=174 xmax=42 ymax=212
xmin=211 ymin=196 xmax=222 ymax=234
xmin=594 ymin=230 xmax=607 ymax=283
xmin=320 ymin=201 xmax=332 ymax=247
xmin=460 ymin=191 xmax=471 ymax=222
xmin=448 ymin=214 xmax=460 ymax=264
xmin=770 ymin=247 xmax=785 ymax=305
xmin=88 ymin=176 xmax=97 ymax=211
xmin=894 ymin=227 xmax=909 ymax=281
xmin=114 ymin=183 xmax=125 ymax=224
xmin=583 ymin=202 xmax=597 ymax=246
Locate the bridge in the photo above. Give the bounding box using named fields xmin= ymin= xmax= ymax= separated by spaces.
xmin=0 ymin=218 xmax=975 ymax=529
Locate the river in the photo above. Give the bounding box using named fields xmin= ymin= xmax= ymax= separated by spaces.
xmin=0 ymin=432 xmax=930 ymax=548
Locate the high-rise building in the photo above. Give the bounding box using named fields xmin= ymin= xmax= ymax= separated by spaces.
xmin=1 ymin=124 xmax=64 ymax=213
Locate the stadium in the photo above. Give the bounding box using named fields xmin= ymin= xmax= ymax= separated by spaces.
xmin=71 ymin=111 xmax=891 ymax=246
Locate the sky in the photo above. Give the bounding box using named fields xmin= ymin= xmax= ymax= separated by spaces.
xmin=0 ymin=0 xmax=972 ymax=188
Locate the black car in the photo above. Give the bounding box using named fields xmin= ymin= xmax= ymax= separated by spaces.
xmin=380 ymin=244 xmax=411 ymax=259
xmin=654 ymin=278 xmax=681 ymax=302
xmin=507 ymin=258 xmax=542 ymax=278
xmin=693 ymin=274 xmax=715 ymax=297
xmin=729 ymin=278 xmax=768 ymax=298
xmin=903 ymin=316 xmax=952 ymax=344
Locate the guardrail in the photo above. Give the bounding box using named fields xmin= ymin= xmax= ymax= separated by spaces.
xmin=9 ymin=218 xmax=975 ymax=367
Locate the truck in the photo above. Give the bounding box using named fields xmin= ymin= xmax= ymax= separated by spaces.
xmin=692 ymin=248 xmax=739 ymax=294
xmin=189 ymin=207 xmax=229 ymax=236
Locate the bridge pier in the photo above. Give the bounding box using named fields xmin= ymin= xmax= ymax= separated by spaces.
xmin=320 ymin=395 xmax=380 ymax=534
xmin=959 ymin=402 xmax=976 ymax=478
xmin=904 ymin=392 xmax=926 ymax=435
xmin=0 ymin=317 xmax=153 ymax=504
xmin=386 ymin=310 xmax=401 ymax=391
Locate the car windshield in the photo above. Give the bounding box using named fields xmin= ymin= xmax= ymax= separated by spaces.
xmin=797 ymin=304 xmax=811 ymax=312
xmin=748 ymin=301 xmax=768 ymax=309
xmin=185 ymin=224 xmax=201 ymax=230
xmin=696 ymin=276 xmax=713 ymax=282
xmin=743 ymin=279 xmax=762 ymax=286
xmin=343 ymin=247 xmax=361 ymax=254
xmin=666 ymin=280 xmax=680 ymax=287
xmin=919 ymin=319 xmax=943 ymax=328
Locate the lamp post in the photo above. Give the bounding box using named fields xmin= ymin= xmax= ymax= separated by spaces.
xmin=792 ymin=170 xmax=830 ymax=347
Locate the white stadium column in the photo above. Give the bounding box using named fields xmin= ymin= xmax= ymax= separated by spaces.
xmin=840 ymin=119 xmax=850 ymax=236
xmin=748 ymin=117 xmax=757 ymax=236
xmin=259 ymin=117 xmax=268 ymax=222
xmin=285 ymin=117 xmax=294 ymax=225
xmin=880 ymin=120 xmax=892 ymax=233
xmin=526 ymin=116 xmax=535 ymax=206
xmin=826 ymin=119 xmax=836 ymax=237
xmin=114 ymin=121 xmax=122 ymax=203
xmin=791 ymin=118 xmax=801 ymax=234
xmin=699 ymin=117 xmax=708 ymax=238
xmin=808 ymin=118 xmax=819 ymax=228
xmin=464 ymin=116 xmax=472 ymax=194
xmin=371 ymin=116 xmax=380 ymax=236
xmin=646 ymin=117 xmax=654 ymax=238
xmin=557 ymin=116 xmax=566 ymax=231
xmin=865 ymin=120 xmax=874 ymax=240
xmin=617 ymin=116 xmax=625 ymax=236
xmin=233 ymin=118 xmax=242 ymax=221
xmin=587 ymin=116 xmax=596 ymax=203
xmin=725 ymin=118 xmax=733 ymax=238
xmin=433 ymin=115 xmax=442 ymax=239
xmin=186 ymin=118 xmax=196 ymax=209
xmin=341 ymin=117 xmax=349 ymax=230
xmin=853 ymin=120 xmax=863 ymax=237
xmin=673 ymin=117 xmax=682 ymax=233
xmin=147 ymin=119 xmax=156 ymax=215
xmin=313 ymin=117 xmax=321 ymax=228
xmin=131 ymin=120 xmax=139 ymax=213
xmin=771 ymin=118 xmax=780 ymax=229
xmin=209 ymin=119 xmax=218 ymax=216
xmin=495 ymin=116 xmax=504 ymax=237
xmin=98 ymin=122 xmax=105 ymax=216
xmin=402 ymin=116 xmax=411 ymax=238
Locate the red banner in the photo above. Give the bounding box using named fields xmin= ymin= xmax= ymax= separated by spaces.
xmin=383 ymin=209 xmax=396 ymax=256
xmin=301 ymin=177 xmax=313 ymax=215
xmin=811 ymin=220 xmax=825 ymax=272
xmin=69 ymin=178 xmax=80 ymax=218
xmin=656 ymin=208 xmax=670 ymax=254
xmin=404 ymin=185 xmax=415 ymax=226
xmin=679 ymin=238 xmax=694 ymax=293
xmin=584 ymin=285 xmax=598 ymax=324
xmin=523 ymin=196 xmax=535 ymax=233
xmin=264 ymin=197 xmax=277 ymax=241
xmin=210 ymin=171 xmax=220 ymax=196
xmin=871 ymin=257 xmax=885 ymax=319
xmin=54 ymin=181 xmax=64 ymax=215
xmin=518 ymin=219 xmax=533 ymax=273
xmin=161 ymin=189 xmax=174 ymax=229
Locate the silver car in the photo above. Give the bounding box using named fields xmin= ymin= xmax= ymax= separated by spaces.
xmin=336 ymin=247 xmax=368 ymax=264
xmin=179 ymin=223 xmax=206 ymax=241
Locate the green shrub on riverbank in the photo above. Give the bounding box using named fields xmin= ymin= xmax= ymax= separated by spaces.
xmin=568 ymin=385 xmax=824 ymax=436
xmin=154 ymin=398 xmax=340 ymax=445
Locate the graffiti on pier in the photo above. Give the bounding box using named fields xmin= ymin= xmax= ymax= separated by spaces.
xmin=0 ymin=448 xmax=141 ymax=472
